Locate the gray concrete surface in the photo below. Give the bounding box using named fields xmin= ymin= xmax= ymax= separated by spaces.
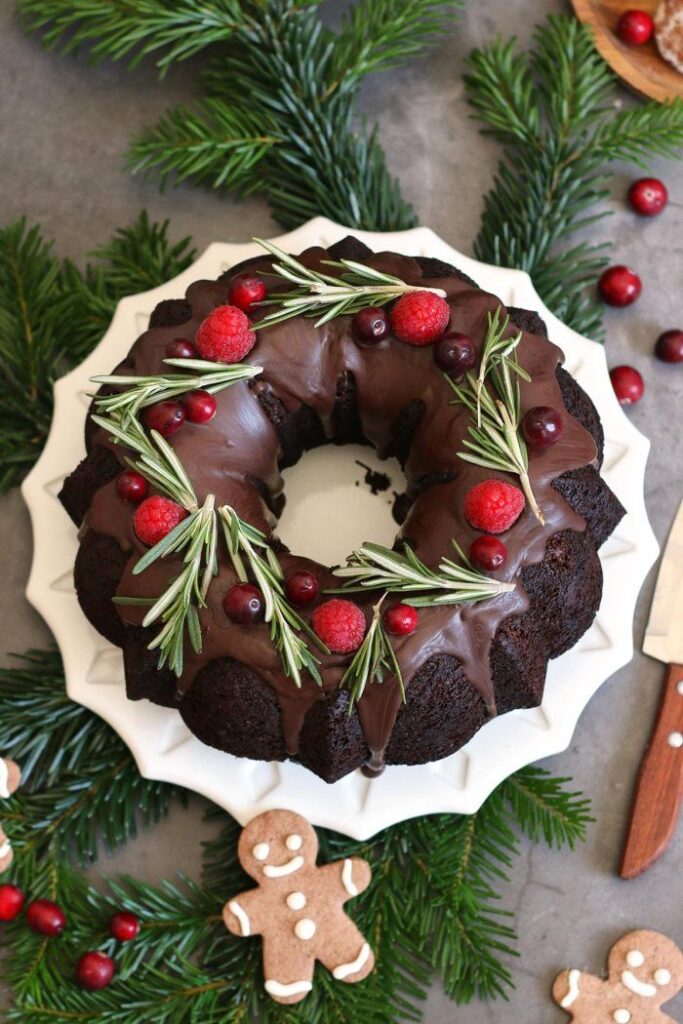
xmin=1 ymin=0 xmax=682 ymax=1020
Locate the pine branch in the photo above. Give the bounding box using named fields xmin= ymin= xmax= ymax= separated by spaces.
xmin=340 ymin=596 xmax=404 ymax=707
xmin=500 ymin=766 xmax=593 ymax=849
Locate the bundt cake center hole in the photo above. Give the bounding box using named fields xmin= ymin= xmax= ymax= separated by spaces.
xmin=277 ymin=444 xmax=406 ymax=566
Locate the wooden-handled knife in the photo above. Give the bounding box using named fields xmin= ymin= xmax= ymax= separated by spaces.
xmin=620 ymin=499 xmax=683 ymax=879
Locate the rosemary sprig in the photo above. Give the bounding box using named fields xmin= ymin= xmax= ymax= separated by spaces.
xmin=252 ymin=237 xmax=447 ymax=329
xmin=340 ymin=595 xmax=404 ymax=708
xmin=474 ymin=308 xmax=527 ymax=425
xmin=333 ymin=540 xmax=515 ymax=606
xmin=219 ymin=506 xmax=327 ymax=687
xmin=91 ymin=358 xmax=262 ymax=420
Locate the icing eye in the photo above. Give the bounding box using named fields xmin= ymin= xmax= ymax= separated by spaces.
xmin=654 ymin=968 xmax=671 ymax=986
xmin=286 ymin=834 xmax=303 ymax=851
xmin=626 ymin=950 xmax=645 ymax=968
xmin=253 ymin=842 xmax=270 ymax=861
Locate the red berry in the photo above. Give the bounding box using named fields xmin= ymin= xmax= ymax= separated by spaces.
xmin=465 ymin=480 xmax=525 ymax=534
xmin=0 ymin=884 xmax=25 ymax=922
xmin=26 ymin=899 xmax=66 ymax=937
xmin=352 ymin=307 xmax=389 ymax=344
xmin=655 ymin=329 xmax=683 ymax=364
xmin=110 ymin=911 xmax=141 ymax=942
xmin=610 ymin=365 xmax=644 ymax=406
xmin=470 ymin=536 xmax=508 ymax=572
xmin=165 ymin=338 xmax=197 ymax=360
xmin=116 ymin=470 xmax=148 ymax=504
xmin=522 ymin=406 xmax=563 ymax=447
xmin=598 ymin=266 xmax=642 ymax=307
xmin=229 ymin=274 xmax=267 ymax=313
xmin=76 ymin=951 xmax=115 ymax=991
xmin=383 ymin=603 xmax=418 ymax=637
xmin=195 ymin=305 xmax=256 ymax=363
xmin=134 ymin=496 xmax=187 ymax=547
xmin=390 ymin=291 xmax=451 ymax=346
xmin=285 ymin=570 xmax=319 ymax=606
xmin=223 ymin=583 xmax=264 ymax=624
xmin=628 ymin=177 xmax=668 ymax=217
xmin=312 ymin=599 xmax=366 ymax=654
xmin=434 ymin=332 xmax=477 ymax=375
xmin=143 ymin=400 xmax=185 ymax=438
xmin=617 ymin=9 xmax=654 ymax=45
xmin=182 ymin=390 xmax=217 ymax=424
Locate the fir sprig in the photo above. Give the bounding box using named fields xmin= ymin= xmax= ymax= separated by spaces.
xmin=340 ymin=597 xmax=404 ymax=707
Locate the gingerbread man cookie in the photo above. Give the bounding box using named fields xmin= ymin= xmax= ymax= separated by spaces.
xmin=0 ymin=758 xmax=21 ymax=873
xmin=223 ymin=809 xmax=374 ymax=1004
xmin=553 ymin=930 xmax=683 ymax=1024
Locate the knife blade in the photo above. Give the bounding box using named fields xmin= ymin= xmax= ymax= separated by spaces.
xmin=620 ymin=499 xmax=683 ymax=879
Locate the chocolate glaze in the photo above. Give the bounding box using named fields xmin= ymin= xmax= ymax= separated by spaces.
xmin=84 ymin=246 xmax=597 ymax=770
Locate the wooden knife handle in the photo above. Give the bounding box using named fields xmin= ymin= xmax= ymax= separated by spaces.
xmin=620 ymin=663 xmax=683 ymax=879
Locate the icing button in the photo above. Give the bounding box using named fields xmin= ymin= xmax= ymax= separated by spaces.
xmin=294 ymin=918 xmax=316 ymax=941
xmin=613 ymin=1011 xmax=631 ymax=1024
xmin=286 ymin=892 xmax=306 ymax=911
xmin=667 ymin=731 xmax=683 ymax=748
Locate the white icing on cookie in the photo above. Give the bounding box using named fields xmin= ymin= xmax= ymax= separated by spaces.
xmin=341 ymin=858 xmax=358 ymax=897
xmin=667 ymin=731 xmax=683 ymax=748
xmin=677 ymin=680 xmax=683 ymax=695
xmin=263 ymin=855 xmax=304 ymax=878
xmin=286 ymin=892 xmax=306 ymax=911
xmin=654 ymin=968 xmax=671 ymax=985
xmin=0 ymin=839 xmax=12 ymax=861
xmin=286 ymin=834 xmax=302 ymax=851
xmin=613 ymin=1010 xmax=631 ymax=1023
xmin=621 ymin=970 xmax=657 ymax=997
xmin=0 ymin=759 xmax=9 ymax=799
xmin=264 ymin=979 xmax=312 ymax=998
xmin=626 ymin=950 xmax=645 ymax=968
xmin=228 ymin=900 xmax=250 ymax=937
xmin=561 ymin=969 xmax=581 ymax=1008
xmin=333 ymin=942 xmax=370 ymax=980
xmin=253 ymin=843 xmax=270 ymax=861
xmin=294 ymin=918 xmax=316 ymax=941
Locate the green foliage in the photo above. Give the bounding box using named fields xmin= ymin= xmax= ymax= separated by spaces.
xmin=465 ymin=15 xmax=683 ymax=338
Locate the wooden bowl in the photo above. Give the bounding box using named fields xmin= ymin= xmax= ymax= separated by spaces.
xmin=571 ymin=0 xmax=683 ymax=102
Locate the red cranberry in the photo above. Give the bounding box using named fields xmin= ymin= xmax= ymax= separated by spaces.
xmin=434 ymin=332 xmax=477 ymax=376
xmin=143 ymin=400 xmax=186 ymax=437
xmin=0 ymin=884 xmax=25 ymax=922
xmin=229 ymin=274 xmax=267 ymax=313
xmin=285 ymin=570 xmax=319 ymax=606
xmin=26 ymin=899 xmax=66 ymax=937
xmin=352 ymin=307 xmax=389 ymax=344
xmin=617 ymin=9 xmax=654 ymax=45
xmin=223 ymin=583 xmax=264 ymax=624
xmin=182 ymin=390 xmax=217 ymax=424
xmin=655 ymin=330 xmax=683 ymax=364
xmin=610 ymin=365 xmax=644 ymax=406
xmin=628 ymin=178 xmax=668 ymax=217
xmin=116 ymin=470 xmax=148 ymax=503
xmin=598 ymin=266 xmax=642 ymax=307
xmin=110 ymin=911 xmax=141 ymax=942
xmin=165 ymin=338 xmax=197 ymax=360
xmin=76 ymin=951 xmax=115 ymax=991
xmin=522 ymin=406 xmax=563 ymax=447
xmin=470 ymin=536 xmax=508 ymax=572
xmin=383 ymin=603 xmax=418 ymax=637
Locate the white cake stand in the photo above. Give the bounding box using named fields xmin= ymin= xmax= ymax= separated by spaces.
xmin=21 ymin=217 xmax=658 ymax=839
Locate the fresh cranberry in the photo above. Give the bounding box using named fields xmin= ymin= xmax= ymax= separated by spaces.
xmin=654 ymin=330 xmax=683 ymax=364
xmin=617 ymin=9 xmax=654 ymax=45
xmin=229 ymin=274 xmax=267 ymax=313
xmin=383 ymin=603 xmax=418 ymax=636
xmin=182 ymin=390 xmax=217 ymax=424
xmin=223 ymin=583 xmax=264 ymax=624
xmin=110 ymin=911 xmax=141 ymax=942
xmin=285 ymin=570 xmax=319 ymax=606
xmin=598 ymin=266 xmax=642 ymax=307
xmin=522 ymin=406 xmax=563 ymax=447
xmin=116 ymin=470 xmax=148 ymax=503
xmin=628 ymin=178 xmax=668 ymax=217
xmin=610 ymin=365 xmax=644 ymax=406
xmin=352 ymin=307 xmax=389 ymax=344
xmin=433 ymin=332 xmax=477 ymax=375
xmin=470 ymin=536 xmax=508 ymax=571
xmin=165 ymin=338 xmax=197 ymax=360
xmin=0 ymin=884 xmax=24 ymax=922
xmin=143 ymin=400 xmax=185 ymax=437
xmin=26 ymin=899 xmax=66 ymax=937
xmin=76 ymin=952 xmax=115 ymax=991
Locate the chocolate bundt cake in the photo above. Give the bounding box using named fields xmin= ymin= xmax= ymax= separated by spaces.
xmin=60 ymin=236 xmax=625 ymax=783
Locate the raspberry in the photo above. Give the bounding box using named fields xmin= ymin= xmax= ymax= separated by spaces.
xmin=312 ymin=599 xmax=366 ymax=654
xmin=195 ymin=305 xmax=256 ymax=363
xmin=134 ymin=496 xmax=187 ymax=547
xmin=465 ymin=480 xmax=525 ymax=534
xmin=390 ymin=291 xmax=450 ymax=346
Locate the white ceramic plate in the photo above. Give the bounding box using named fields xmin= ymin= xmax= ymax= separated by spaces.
xmin=21 ymin=217 xmax=659 ymax=839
